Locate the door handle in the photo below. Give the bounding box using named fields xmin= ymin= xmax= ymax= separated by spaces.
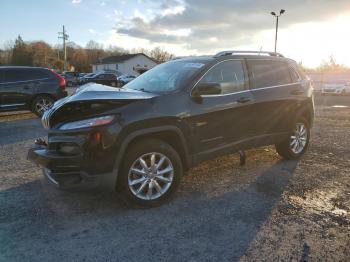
xmin=290 ymin=89 xmax=304 ymax=95
xmin=237 ymin=97 xmax=251 ymax=103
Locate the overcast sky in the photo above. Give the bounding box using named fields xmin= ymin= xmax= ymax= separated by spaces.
xmin=1 ymin=0 xmax=350 ymax=67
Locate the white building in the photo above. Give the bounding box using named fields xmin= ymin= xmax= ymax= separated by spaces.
xmin=92 ymin=53 xmax=157 ymax=76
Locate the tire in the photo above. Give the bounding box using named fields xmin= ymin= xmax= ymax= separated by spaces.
xmin=31 ymin=95 xmax=55 ymax=117
xmin=117 ymin=138 xmax=183 ymax=208
xmin=275 ymin=118 xmax=310 ymax=160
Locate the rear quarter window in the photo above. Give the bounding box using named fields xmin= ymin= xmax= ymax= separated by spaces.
xmin=247 ymin=60 xmax=292 ymax=89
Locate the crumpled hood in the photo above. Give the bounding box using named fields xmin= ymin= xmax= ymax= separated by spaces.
xmin=42 ymin=83 xmax=158 ymax=129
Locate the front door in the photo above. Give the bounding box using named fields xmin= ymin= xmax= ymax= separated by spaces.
xmin=189 ymin=59 xmax=255 ymax=155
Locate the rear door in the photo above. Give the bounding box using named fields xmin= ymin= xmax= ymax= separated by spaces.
xmin=189 ymin=59 xmax=255 ymax=154
xmin=246 ymin=59 xmax=302 ymax=136
xmin=0 ymin=68 xmax=34 ymax=108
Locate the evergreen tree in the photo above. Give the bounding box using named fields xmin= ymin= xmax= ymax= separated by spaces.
xmin=11 ymin=35 xmax=32 ymax=65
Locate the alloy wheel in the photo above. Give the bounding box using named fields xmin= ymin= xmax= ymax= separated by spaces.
xmin=36 ymin=98 xmax=53 ymax=115
xmin=128 ymin=152 xmax=174 ymax=200
xmin=290 ymin=123 xmax=308 ymax=154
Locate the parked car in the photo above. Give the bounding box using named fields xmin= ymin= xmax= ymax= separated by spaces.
xmin=0 ymin=66 xmax=67 ymax=116
xmin=321 ymin=82 xmax=350 ymax=95
xmin=81 ymin=72 xmax=119 ymax=87
xmin=78 ymin=73 xmax=95 ymax=85
xmin=62 ymin=71 xmax=79 ymax=87
xmin=118 ymin=74 xmax=136 ymax=86
xmin=28 ymin=51 xmax=314 ymax=207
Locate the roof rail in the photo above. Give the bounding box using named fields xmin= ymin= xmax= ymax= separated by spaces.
xmin=214 ymin=50 xmax=284 ymax=58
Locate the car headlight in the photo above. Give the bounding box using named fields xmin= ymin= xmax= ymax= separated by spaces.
xmin=59 ymin=115 xmax=115 ymax=130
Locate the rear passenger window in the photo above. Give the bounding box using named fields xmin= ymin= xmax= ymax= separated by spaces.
xmin=3 ymin=69 xmax=47 ymax=82
xmin=248 ymin=60 xmax=292 ymax=89
xmin=4 ymin=69 xmax=30 ymax=82
xmin=199 ymin=60 xmax=245 ymax=94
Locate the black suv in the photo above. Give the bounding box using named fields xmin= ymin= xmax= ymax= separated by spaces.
xmin=0 ymin=67 xmax=68 ymax=116
xmin=28 ymin=51 xmax=314 ymax=207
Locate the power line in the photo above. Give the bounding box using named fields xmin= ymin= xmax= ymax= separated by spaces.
xmin=58 ymin=25 xmax=69 ymax=71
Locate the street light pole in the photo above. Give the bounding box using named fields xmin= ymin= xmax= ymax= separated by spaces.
xmin=271 ymin=9 xmax=285 ymax=53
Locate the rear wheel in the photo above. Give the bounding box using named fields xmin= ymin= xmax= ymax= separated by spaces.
xmin=31 ymin=95 xmax=54 ymax=117
xmin=118 ymin=139 xmax=183 ymax=207
xmin=276 ymin=118 xmax=310 ymax=160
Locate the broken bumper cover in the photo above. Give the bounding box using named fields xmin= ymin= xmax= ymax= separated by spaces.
xmin=27 ymin=145 xmax=116 ymax=191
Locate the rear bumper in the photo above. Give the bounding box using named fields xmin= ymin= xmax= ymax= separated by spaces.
xmin=27 ymin=142 xmax=117 ymax=191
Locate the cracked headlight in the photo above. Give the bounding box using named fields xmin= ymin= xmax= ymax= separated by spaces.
xmin=59 ymin=115 xmax=115 ymax=130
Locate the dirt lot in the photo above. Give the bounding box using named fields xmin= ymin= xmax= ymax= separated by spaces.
xmin=0 ymin=95 xmax=349 ymax=261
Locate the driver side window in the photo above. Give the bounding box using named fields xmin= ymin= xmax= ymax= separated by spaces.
xmin=200 ymin=60 xmax=245 ymax=94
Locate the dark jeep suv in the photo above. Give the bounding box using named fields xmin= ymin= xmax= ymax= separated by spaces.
xmin=28 ymin=51 xmax=314 ymax=207
xmin=0 ymin=67 xmax=67 ymax=116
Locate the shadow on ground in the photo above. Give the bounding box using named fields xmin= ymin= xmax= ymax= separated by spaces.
xmin=0 ymin=160 xmax=297 ymax=262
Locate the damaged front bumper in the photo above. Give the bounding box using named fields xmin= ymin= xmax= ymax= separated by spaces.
xmin=27 ymin=127 xmax=119 ymax=191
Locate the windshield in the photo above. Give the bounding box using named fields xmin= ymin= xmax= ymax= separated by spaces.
xmin=125 ymin=60 xmax=205 ymax=93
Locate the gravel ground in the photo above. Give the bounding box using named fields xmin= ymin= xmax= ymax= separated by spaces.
xmin=0 ymin=95 xmax=349 ymax=261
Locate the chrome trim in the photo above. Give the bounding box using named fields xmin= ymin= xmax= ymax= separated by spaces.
xmin=43 ymin=168 xmax=59 ymax=186
xmin=190 ymin=58 xmax=300 ymax=98
xmin=201 ymin=90 xmax=250 ymax=98
xmin=251 ymin=82 xmax=299 ymax=91
xmin=200 ymin=83 xmax=299 ymax=98
xmin=0 ymin=77 xmax=50 ymax=85
xmin=0 ymin=103 xmax=26 ymax=107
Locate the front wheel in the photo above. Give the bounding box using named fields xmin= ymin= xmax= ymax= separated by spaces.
xmin=118 ymin=139 xmax=183 ymax=207
xmin=276 ymin=118 xmax=310 ymax=160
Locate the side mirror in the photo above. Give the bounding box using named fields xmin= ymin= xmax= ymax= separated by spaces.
xmin=193 ymin=82 xmax=221 ymax=96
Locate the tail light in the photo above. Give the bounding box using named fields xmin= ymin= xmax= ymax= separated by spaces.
xmin=51 ymin=70 xmax=66 ymax=89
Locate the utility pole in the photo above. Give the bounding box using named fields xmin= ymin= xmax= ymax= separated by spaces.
xmin=58 ymin=25 xmax=69 ymax=71
xmin=270 ymin=9 xmax=285 ymax=53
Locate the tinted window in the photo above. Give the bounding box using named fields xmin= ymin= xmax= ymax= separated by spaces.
xmin=248 ymin=60 xmax=292 ymax=89
xmin=105 ymin=74 xmax=116 ymax=79
xmin=2 ymin=69 xmax=48 ymax=82
xmin=199 ymin=60 xmax=245 ymax=94
xmin=0 ymin=70 xmax=4 ymax=83
xmin=4 ymin=69 xmax=30 ymax=82
xmin=289 ymin=66 xmax=300 ymax=82
xmin=29 ymin=69 xmax=49 ymax=79
xmin=96 ymin=74 xmax=104 ymax=79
